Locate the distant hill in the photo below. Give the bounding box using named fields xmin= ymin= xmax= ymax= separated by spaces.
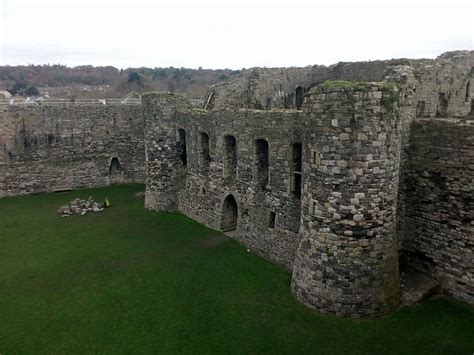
xmin=0 ymin=64 xmax=242 ymax=99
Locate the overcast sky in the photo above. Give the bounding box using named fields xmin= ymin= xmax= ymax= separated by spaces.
xmin=0 ymin=0 xmax=472 ymax=69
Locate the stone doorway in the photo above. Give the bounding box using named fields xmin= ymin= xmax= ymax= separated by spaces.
xmin=109 ymin=157 xmax=124 ymax=184
xmin=221 ymin=194 xmax=238 ymax=232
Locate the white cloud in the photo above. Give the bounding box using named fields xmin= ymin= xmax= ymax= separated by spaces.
xmin=0 ymin=0 xmax=472 ymax=68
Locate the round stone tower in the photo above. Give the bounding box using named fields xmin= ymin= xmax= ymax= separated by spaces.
xmin=291 ymin=83 xmax=404 ymax=318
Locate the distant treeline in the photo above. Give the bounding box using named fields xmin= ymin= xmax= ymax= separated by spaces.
xmin=0 ymin=64 xmax=242 ymax=98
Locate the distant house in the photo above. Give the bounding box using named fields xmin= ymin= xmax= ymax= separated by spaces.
xmin=0 ymin=90 xmax=12 ymax=99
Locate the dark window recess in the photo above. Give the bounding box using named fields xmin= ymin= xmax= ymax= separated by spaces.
xmin=199 ymin=132 xmax=211 ymax=172
xmin=255 ymin=139 xmax=269 ymax=189
xmin=269 ymin=212 xmax=276 ymax=229
xmin=291 ymin=143 xmax=302 ymax=198
xmin=436 ymin=93 xmax=448 ymax=117
xmin=466 ymin=81 xmax=471 ymax=102
xmin=178 ymin=129 xmax=187 ymax=165
xmin=311 ymin=150 xmax=318 ymax=165
xmin=223 ymin=135 xmax=237 ymax=178
xmin=295 ymin=86 xmax=304 ymax=109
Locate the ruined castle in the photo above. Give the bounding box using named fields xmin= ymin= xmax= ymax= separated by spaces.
xmin=1 ymin=51 xmax=473 ymax=318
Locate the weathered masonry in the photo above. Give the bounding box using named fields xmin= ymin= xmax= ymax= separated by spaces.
xmin=144 ymin=51 xmax=474 ymax=318
xmin=0 ymin=51 xmax=472 ymax=319
xmin=0 ymin=100 xmax=145 ymax=196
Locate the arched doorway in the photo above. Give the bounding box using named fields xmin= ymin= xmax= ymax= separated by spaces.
xmin=109 ymin=157 xmax=124 ymax=184
xmin=221 ymin=194 xmax=238 ymax=231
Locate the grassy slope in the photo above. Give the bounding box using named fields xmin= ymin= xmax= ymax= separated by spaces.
xmin=0 ymin=184 xmax=473 ymax=354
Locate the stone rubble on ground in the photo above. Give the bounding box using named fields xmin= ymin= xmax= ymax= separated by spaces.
xmin=56 ymin=197 xmax=104 ymax=217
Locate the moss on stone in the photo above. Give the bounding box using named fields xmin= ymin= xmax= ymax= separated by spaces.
xmin=377 ymin=81 xmax=399 ymax=91
xmin=381 ymin=91 xmax=400 ymax=112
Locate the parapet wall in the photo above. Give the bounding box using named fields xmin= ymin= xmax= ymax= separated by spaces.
xmin=0 ymin=101 xmax=145 ymax=196
xmin=402 ymin=118 xmax=474 ymax=303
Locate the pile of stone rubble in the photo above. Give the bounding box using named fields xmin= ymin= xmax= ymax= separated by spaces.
xmin=57 ymin=197 xmax=105 ymax=217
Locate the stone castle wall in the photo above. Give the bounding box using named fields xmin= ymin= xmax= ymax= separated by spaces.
xmin=205 ymin=59 xmax=411 ymax=111
xmin=143 ymin=93 xmax=189 ymax=211
xmin=0 ymin=101 xmax=145 ymax=196
xmin=144 ymin=93 xmax=305 ymax=269
xmin=143 ymin=83 xmax=412 ymax=317
xmin=412 ymin=51 xmax=474 ymax=118
xmin=1 ymin=51 xmax=472 ymax=318
xmin=143 ymin=51 xmax=474 ymax=317
xmin=176 ymin=109 xmax=304 ymax=269
xmin=402 ymin=118 xmax=474 ymax=303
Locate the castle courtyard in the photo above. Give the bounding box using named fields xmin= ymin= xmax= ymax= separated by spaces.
xmin=0 ymin=184 xmax=473 ymax=353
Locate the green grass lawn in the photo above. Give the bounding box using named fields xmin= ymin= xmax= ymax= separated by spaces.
xmin=0 ymin=184 xmax=473 ymax=354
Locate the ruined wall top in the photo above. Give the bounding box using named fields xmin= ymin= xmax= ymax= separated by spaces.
xmin=202 ymin=51 xmax=474 ymax=114
xmin=203 ymin=59 xmax=410 ymax=110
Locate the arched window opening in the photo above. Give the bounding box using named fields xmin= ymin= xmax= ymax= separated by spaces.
xmin=254 ymin=139 xmax=269 ymax=189
xmin=223 ymin=135 xmax=237 ymax=178
xmin=466 ymin=81 xmax=471 ymax=102
xmin=221 ymin=194 xmax=238 ymax=231
xmin=295 ymin=86 xmax=304 ymax=109
xmin=178 ymin=129 xmax=187 ymax=166
xmin=109 ymin=157 xmax=124 ymax=184
xmin=269 ymin=212 xmax=276 ymax=229
xmin=290 ymin=143 xmax=302 ymax=198
xmin=199 ymin=132 xmax=211 ymax=173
